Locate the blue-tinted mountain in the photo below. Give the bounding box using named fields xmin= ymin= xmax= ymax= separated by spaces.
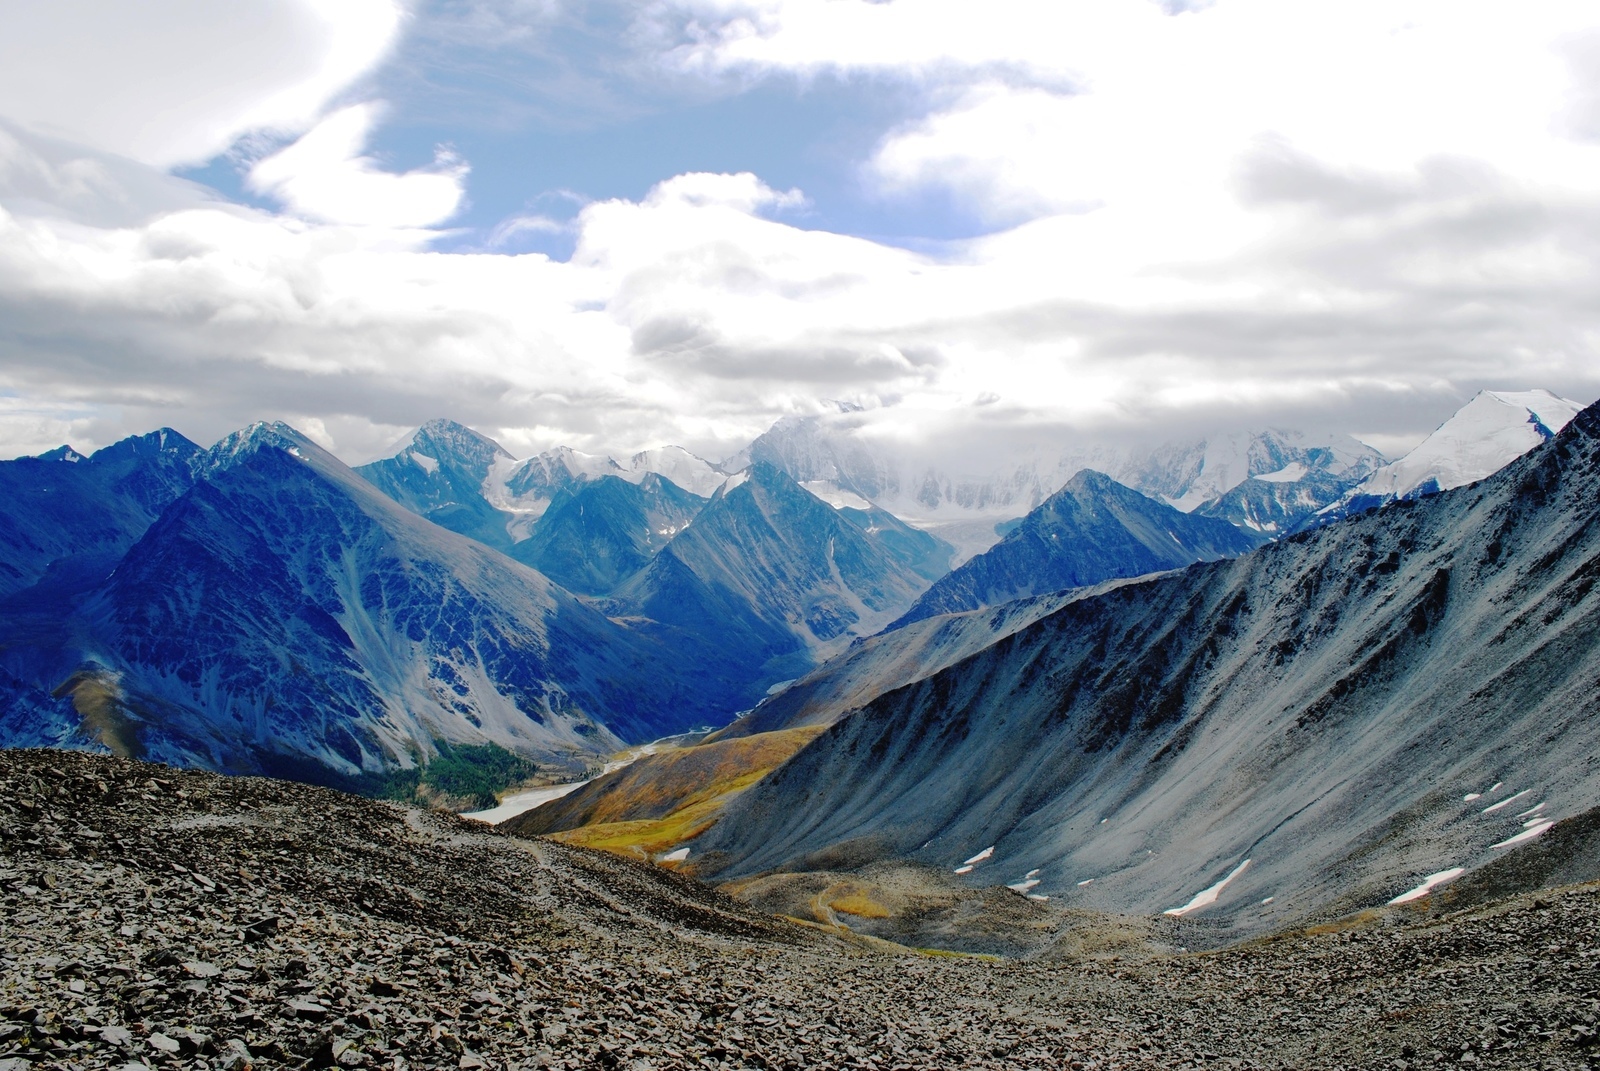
xmin=1192 ymin=466 xmax=1361 ymax=535
xmin=514 ymin=473 xmax=707 ymax=596
xmin=834 ymin=505 xmax=953 ymax=583
xmin=891 ymin=469 xmax=1266 ymax=629
xmin=608 ymin=462 xmax=931 ymax=684
xmin=0 ymin=423 xmax=742 ymax=781
xmin=700 ymin=398 xmax=1600 ymax=941
xmin=0 ymin=429 xmax=200 ymax=604
xmin=354 ymin=419 xmax=521 ymax=551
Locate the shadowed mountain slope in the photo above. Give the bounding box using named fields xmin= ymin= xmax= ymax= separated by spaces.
xmin=0 ymin=423 xmax=740 ymax=781
xmin=513 ymin=473 xmax=706 ymax=597
xmin=891 ymin=469 xmax=1265 ymax=629
xmin=608 ymin=462 xmax=931 ymax=684
xmin=355 ymin=419 xmax=521 ymax=552
xmin=699 ymin=399 xmax=1600 ymax=943
xmin=0 ymin=429 xmax=200 ymax=604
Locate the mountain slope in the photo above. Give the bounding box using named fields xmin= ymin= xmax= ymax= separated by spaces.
xmin=512 ymin=473 xmax=707 ymax=596
xmin=1 ymin=423 xmax=738 ymax=781
xmin=355 ymin=419 xmax=521 ymax=551
xmin=891 ymin=470 xmax=1265 ymax=628
xmin=609 ymin=462 xmax=931 ymax=682
xmin=1128 ymin=429 xmax=1385 ymax=513
xmin=699 ymin=399 xmax=1600 ymax=940
xmin=0 ymin=429 xmax=200 ymax=603
xmin=1335 ymin=389 xmax=1584 ymax=515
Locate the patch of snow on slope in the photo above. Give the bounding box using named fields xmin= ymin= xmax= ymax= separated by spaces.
xmin=408 ymin=451 xmax=439 ymax=474
xmin=962 ymin=846 xmax=995 ymax=866
xmin=1482 ymin=790 xmax=1531 ymax=814
xmin=1253 ymin=462 xmax=1308 ymax=483
xmin=800 ymin=480 xmax=874 ymax=510
xmin=1493 ymin=821 xmax=1556 ymax=849
xmin=659 ymin=847 xmax=691 ymax=863
xmin=1164 ymin=859 xmax=1252 ymax=917
xmin=1389 ymin=867 xmax=1466 ymax=905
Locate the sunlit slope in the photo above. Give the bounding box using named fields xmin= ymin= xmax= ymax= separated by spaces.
xmin=700 ymin=400 xmax=1600 ymax=941
xmin=502 ymin=726 xmax=825 ymax=857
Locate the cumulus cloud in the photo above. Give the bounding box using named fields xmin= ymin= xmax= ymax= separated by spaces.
xmin=0 ymin=0 xmax=405 ymax=167
xmin=248 ymin=104 xmax=469 ymax=228
xmin=0 ymin=0 xmax=1598 ymax=471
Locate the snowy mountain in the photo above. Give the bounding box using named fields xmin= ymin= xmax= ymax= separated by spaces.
xmin=727 ymin=414 xmax=1383 ymax=558
xmin=699 ymin=397 xmax=1600 ymax=940
xmin=608 ymin=461 xmax=933 ymax=684
xmin=1330 ymin=389 xmax=1585 ymax=517
xmin=515 ymin=473 xmax=707 ymax=597
xmin=0 ymin=422 xmax=742 ymax=782
xmin=1125 ymin=429 xmax=1385 ymax=514
xmin=890 ymin=470 xmax=1267 ymax=629
xmin=360 ymin=420 xmax=727 ymax=548
xmin=355 ymin=419 xmax=521 ymax=551
xmin=0 ymin=429 xmax=201 ymax=604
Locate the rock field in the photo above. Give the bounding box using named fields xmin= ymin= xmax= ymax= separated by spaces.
xmin=1 ymin=749 xmax=1597 ymax=1071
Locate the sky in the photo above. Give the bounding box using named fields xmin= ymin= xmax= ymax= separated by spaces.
xmin=1 ymin=0 xmax=1599 ymax=467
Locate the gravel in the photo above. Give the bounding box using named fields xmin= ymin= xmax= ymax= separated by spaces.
xmin=2 ymin=748 xmax=1597 ymax=1070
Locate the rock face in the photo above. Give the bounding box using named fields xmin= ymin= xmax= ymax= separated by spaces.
xmin=354 ymin=420 xmax=521 ymax=553
xmin=4 ymin=748 xmax=1600 ymax=1071
xmin=0 ymin=430 xmax=200 ymax=603
xmin=699 ymin=400 xmax=1600 ymax=943
xmin=890 ymin=470 xmax=1265 ymax=629
xmin=0 ymin=423 xmax=737 ymax=781
xmin=609 ymin=462 xmax=932 ymax=681
xmin=514 ymin=474 xmax=706 ymax=597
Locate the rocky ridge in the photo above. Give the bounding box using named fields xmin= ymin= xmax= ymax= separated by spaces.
xmin=3 ymin=750 xmax=1600 ymax=1071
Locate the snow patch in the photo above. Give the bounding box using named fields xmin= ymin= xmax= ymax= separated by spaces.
xmin=953 ymin=865 xmax=974 ymax=875
xmin=409 ymin=451 xmax=439 ymax=474
xmin=800 ymin=480 xmax=873 ymax=511
xmin=1164 ymin=859 xmax=1252 ymax=917
xmin=1076 ymin=879 xmax=1094 ymax=887
xmin=659 ymin=847 xmax=691 ymax=863
xmin=962 ymin=846 xmax=994 ymax=866
xmin=1388 ymin=867 xmax=1466 ymax=905
xmin=1253 ymin=462 xmax=1308 ymax=484
xmin=1493 ymin=821 xmax=1555 ymax=849
xmin=1463 ymin=793 xmax=1482 ymax=802
xmin=1007 ymin=879 xmax=1041 ymax=893
xmin=1482 ymin=790 xmax=1531 ymax=814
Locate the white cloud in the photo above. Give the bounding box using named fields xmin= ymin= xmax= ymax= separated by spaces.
xmin=0 ymin=0 xmax=1598 ymax=468
xmin=248 ymin=104 xmax=468 ymax=228
xmin=0 ymin=0 xmax=405 ymax=168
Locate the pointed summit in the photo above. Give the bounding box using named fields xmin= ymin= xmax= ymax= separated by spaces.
xmin=891 ymin=469 xmax=1267 ymax=629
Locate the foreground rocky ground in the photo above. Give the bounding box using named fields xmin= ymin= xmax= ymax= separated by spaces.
xmin=1 ymin=750 xmax=1597 ymax=1071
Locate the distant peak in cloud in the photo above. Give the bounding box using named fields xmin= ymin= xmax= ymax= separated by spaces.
xmin=248 ymin=103 xmax=469 ymax=229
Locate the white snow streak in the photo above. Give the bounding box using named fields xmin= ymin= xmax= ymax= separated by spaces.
xmin=1164 ymin=859 xmax=1252 ymax=917
xmin=1482 ymin=790 xmax=1531 ymax=814
xmin=1388 ymin=867 xmax=1466 ymax=905
xmin=1492 ymin=821 xmax=1555 ymax=849
xmin=962 ymin=846 xmax=995 ymax=866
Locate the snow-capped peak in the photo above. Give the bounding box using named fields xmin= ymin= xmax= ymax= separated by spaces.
xmin=1350 ymin=389 xmax=1585 ymax=502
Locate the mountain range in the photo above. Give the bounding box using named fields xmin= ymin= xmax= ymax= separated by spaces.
xmin=890 ymin=469 xmax=1266 ymax=629
xmin=0 ymin=388 xmax=1581 ymax=817
xmin=692 ymin=397 xmax=1600 ymax=940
